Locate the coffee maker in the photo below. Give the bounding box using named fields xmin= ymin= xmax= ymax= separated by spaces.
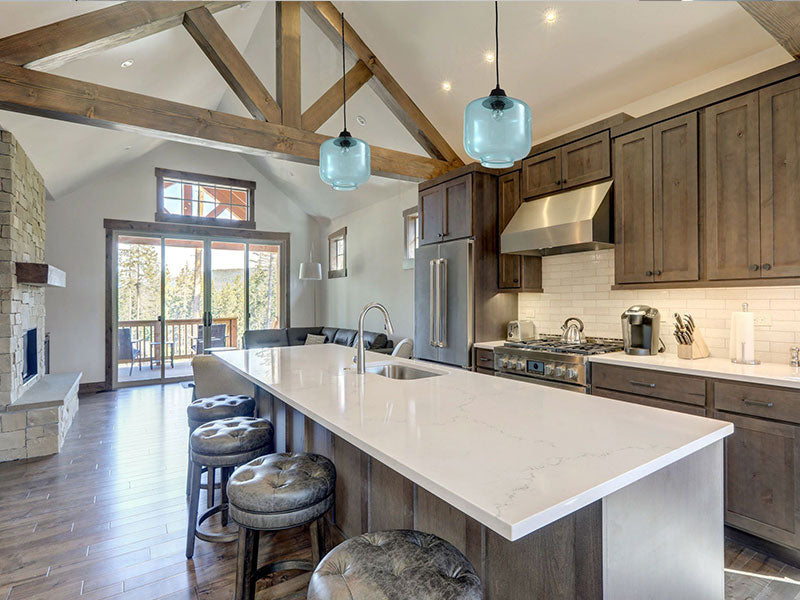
xmin=621 ymin=306 xmax=661 ymax=355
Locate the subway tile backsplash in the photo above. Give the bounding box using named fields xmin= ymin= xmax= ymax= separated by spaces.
xmin=518 ymin=249 xmax=800 ymax=365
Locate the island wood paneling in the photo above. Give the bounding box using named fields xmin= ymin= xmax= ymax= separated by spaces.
xmin=367 ymin=460 xmax=414 ymax=531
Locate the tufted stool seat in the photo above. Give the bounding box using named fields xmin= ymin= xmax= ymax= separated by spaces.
xmin=308 ymin=530 xmax=483 ymax=600
xmin=228 ymin=453 xmax=336 ymax=600
xmin=186 ymin=417 xmax=274 ymax=559
xmin=185 ymin=394 xmax=256 ymax=501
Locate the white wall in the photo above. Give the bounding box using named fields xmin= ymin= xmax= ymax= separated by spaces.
xmin=45 ymin=142 xmax=320 ymax=384
xmin=519 ymin=250 xmax=800 ymax=365
xmin=319 ymin=185 xmax=417 ymax=341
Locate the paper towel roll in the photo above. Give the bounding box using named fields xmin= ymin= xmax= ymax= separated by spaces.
xmin=730 ymin=309 xmax=755 ymax=362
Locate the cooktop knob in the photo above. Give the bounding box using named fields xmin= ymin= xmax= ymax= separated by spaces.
xmin=500 ymin=357 xmax=508 ymax=368
xmin=544 ymin=363 xmax=554 ymax=376
xmin=567 ymin=367 xmax=578 ymax=380
xmin=555 ymin=366 xmax=565 ymax=377
xmin=516 ymin=360 xmax=525 ymax=370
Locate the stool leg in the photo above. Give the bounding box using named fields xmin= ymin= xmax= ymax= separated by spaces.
xmin=220 ymin=467 xmax=231 ymax=526
xmin=235 ymin=527 xmax=259 ymax=600
xmin=309 ymin=518 xmax=325 ymax=567
xmin=206 ymin=467 xmax=216 ymax=509
xmin=186 ymin=462 xmax=202 ymax=559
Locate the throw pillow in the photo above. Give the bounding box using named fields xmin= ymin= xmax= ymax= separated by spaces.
xmin=305 ymin=334 xmax=327 ymax=345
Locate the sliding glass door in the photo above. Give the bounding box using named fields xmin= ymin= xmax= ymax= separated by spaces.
xmin=113 ymin=231 xmax=285 ymax=387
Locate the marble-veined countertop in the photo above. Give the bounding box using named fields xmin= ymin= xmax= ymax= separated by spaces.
xmin=216 ymin=344 xmax=732 ymax=541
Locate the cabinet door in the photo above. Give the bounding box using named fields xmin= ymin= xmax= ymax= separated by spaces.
xmin=704 ymin=93 xmax=761 ymax=280
xmin=717 ymin=411 xmax=800 ymax=550
xmin=498 ymin=172 xmax=521 ymax=289
xmin=521 ymin=149 xmax=562 ymax=199
xmin=760 ymin=78 xmax=800 ymax=278
xmin=419 ymin=183 xmax=444 ymax=246
xmin=613 ymin=129 xmax=654 ymax=284
xmin=653 ymin=113 xmax=699 ymax=282
xmin=443 ymin=175 xmax=472 ymax=241
xmin=561 ymin=132 xmax=611 ymax=189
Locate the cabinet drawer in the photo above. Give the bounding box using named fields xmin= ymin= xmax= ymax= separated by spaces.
xmin=475 ymin=348 xmax=495 ymax=370
xmin=591 ymin=363 xmax=706 ymax=406
xmin=714 ymin=381 xmax=800 ymax=424
xmin=593 ymin=387 xmax=706 ymax=416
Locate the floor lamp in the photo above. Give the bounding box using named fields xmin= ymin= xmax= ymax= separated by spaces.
xmin=299 ymin=248 xmax=322 ymax=326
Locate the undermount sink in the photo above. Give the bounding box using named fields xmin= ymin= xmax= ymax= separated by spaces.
xmin=366 ymin=364 xmax=442 ymax=380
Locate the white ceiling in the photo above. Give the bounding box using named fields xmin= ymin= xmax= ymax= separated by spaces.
xmin=0 ymin=1 xmax=789 ymax=222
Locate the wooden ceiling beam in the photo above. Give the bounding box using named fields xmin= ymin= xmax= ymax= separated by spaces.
xmin=739 ymin=2 xmax=800 ymax=59
xmin=0 ymin=62 xmax=450 ymax=182
xmin=0 ymin=1 xmax=243 ymax=71
xmin=302 ymin=60 xmax=372 ymax=132
xmin=276 ymin=2 xmax=302 ymax=128
xmin=302 ymin=1 xmax=462 ymax=166
xmin=183 ymin=6 xmax=282 ymax=123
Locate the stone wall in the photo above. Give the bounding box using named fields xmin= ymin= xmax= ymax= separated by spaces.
xmin=0 ymin=128 xmax=54 ymax=460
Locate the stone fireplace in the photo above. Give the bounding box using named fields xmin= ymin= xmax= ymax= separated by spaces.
xmin=0 ymin=129 xmax=79 ymax=462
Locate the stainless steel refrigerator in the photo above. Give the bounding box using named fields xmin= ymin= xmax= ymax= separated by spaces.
xmin=414 ymin=239 xmax=474 ymax=368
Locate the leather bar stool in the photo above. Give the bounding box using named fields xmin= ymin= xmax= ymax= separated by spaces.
xmin=227 ymin=452 xmax=336 ymax=600
xmin=185 ymin=394 xmax=256 ymax=503
xmin=307 ymin=530 xmax=482 ymax=600
xmin=186 ymin=416 xmax=274 ymax=559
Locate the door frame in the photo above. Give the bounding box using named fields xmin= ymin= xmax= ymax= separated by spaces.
xmin=105 ymin=219 xmax=290 ymax=390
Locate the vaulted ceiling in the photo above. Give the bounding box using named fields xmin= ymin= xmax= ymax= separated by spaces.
xmin=0 ymin=1 xmax=790 ymax=221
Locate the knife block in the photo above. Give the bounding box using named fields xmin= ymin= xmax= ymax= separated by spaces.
xmin=676 ymin=329 xmax=710 ymax=360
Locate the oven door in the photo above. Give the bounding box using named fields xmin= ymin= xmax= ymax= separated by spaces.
xmin=496 ymin=371 xmax=588 ymax=393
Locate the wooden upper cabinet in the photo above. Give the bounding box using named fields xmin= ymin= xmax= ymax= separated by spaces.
xmin=614 ymin=128 xmax=654 ymax=284
xmin=718 ymin=411 xmax=800 ymax=549
xmin=419 ymin=183 xmax=444 ymax=246
xmin=759 ymin=78 xmax=800 ymax=279
xmin=561 ymin=132 xmax=611 ymax=189
xmin=704 ymin=92 xmax=761 ymax=280
xmin=521 ymin=149 xmax=561 ymax=199
xmin=652 ymin=113 xmax=699 ymax=283
xmin=443 ymin=175 xmax=472 ymax=241
xmin=498 ymin=172 xmax=521 ymax=289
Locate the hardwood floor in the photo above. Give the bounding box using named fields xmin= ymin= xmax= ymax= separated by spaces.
xmin=0 ymin=382 xmax=796 ymax=600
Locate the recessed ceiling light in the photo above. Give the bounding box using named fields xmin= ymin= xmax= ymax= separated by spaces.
xmin=543 ymin=9 xmax=558 ymax=24
xmin=356 ymin=115 xmax=367 ymax=126
xmin=484 ymin=51 xmax=495 ymax=63
xmin=120 ymin=59 xmax=134 ymax=68
xmin=441 ymin=81 xmax=452 ymax=92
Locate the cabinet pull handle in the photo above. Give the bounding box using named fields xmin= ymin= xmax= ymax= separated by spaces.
xmin=743 ymin=398 xmax=774 ymax=408
xmin=762 ymin=263 xmax=772 ymax=271
xmin=480 ymin=357 xmax=492 ymax=363
xmin=630 ymin=380 xmax=656 ymax=388
xmin=513 ymin=278 xmax=519 ymax=283
xmin=655 ymin=270 xmax=662 ymax=276
xmin=645 ymin=270 xmax=653 ymax=277
xmin=750 ymin=264 xmax=760 ymax=271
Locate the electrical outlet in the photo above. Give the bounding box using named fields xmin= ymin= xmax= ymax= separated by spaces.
xmin=754 ymin=313 xmax=772 ymax=327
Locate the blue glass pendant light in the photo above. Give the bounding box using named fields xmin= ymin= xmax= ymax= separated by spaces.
xmin=464 ymin=2 xmax=532 ymax=168
xmin=319 ymin=12 xmax=370 ymax=191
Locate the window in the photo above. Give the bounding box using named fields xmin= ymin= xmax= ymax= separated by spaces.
xmin=155 ymin=168 xmax=256 ymax=229
xmin=328 ymin=227 xmax=347 ymax=278
xmin=402 ymin=206 xmax=419 ymax=269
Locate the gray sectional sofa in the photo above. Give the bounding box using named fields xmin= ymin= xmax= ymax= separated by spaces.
xmin=242 ymin=326 xmax=394 ymax=353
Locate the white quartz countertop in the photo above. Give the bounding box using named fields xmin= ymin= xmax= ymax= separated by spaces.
xmin=590 ymin=352 xmax=800 ymax=389
xmin=216 ymin=345 xmax=732 ymax=541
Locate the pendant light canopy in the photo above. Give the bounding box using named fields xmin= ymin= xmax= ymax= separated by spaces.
xmin=463 ymin=2 xmax=531 ymax=169
xmin=319 ymin=12 xmax=370 ymax=191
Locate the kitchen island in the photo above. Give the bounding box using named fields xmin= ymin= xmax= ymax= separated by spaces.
xmin=216 ymin=344 xmax=733 ymax=599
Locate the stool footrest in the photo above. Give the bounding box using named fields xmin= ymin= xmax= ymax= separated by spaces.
xmin=195 ymin=503 xmax=238 ymax=544
xmin=255 ymin=559 xmax=314 ymax=579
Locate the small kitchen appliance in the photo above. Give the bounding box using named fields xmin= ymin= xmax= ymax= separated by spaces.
xmin=621 ymin=305 xmax=661 ymax=356
xmin=507 ymin=320 xmax=535 ymax=342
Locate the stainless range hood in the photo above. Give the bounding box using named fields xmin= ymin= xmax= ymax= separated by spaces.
xmin=500 ymin=180 xmax=613 ymax=256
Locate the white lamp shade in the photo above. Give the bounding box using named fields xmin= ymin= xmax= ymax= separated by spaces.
xmin=299 ymin=262 xmax=322 ymax=280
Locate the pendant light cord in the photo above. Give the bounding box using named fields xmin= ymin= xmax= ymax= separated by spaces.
xmin=341 ymin=11 xmax=347 ymax=133
xmin=494 ymin=1 xmax=500 ymax=90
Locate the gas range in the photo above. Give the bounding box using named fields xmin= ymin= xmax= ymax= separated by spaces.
xmin=493 ymin=336 xmax=623 ymax=391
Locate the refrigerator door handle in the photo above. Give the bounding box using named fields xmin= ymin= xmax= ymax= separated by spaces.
xmin=439 ymin=258 xmax=447 ymax=348
xmin=434 ymin=259 xmax=442 ymax=347
xmin=429 ymin=259 xmax=436 ymax=347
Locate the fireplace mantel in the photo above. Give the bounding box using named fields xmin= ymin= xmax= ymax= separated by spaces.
xmin=15 ymin=263 xmax=66 ymax=287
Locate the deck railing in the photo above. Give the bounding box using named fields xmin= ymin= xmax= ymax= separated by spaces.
xmin=117 ymin=317 xmax=238 ymax=363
